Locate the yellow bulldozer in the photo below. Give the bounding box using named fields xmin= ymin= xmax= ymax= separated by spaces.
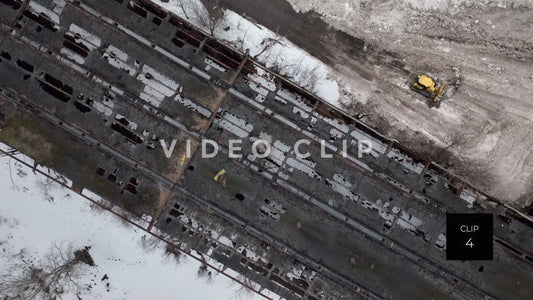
xmin=412 ymin=75 xmax=445 ymax=105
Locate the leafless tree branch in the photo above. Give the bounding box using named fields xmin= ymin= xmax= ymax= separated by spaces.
xmin=0 ymin=243 xmax=95 ymax=299
xmin=194 ymin=0 xmax=224 ymax=35
xmin=175 ymin=0 xmax=191 ymax=19
xmin=36 ymin=177 xmax=56 ymax=203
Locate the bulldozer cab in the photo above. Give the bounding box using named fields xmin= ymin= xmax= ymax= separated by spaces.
xmin=414 ymin=75 xmax=437 ymax=93
xmin=411 ymin=74 xmax=445 ymax=106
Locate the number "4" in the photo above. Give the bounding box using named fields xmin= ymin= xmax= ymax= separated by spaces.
xmin=466 ymin=238 xmax=474 ymax=248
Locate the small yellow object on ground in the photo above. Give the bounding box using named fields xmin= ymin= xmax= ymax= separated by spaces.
xmin=179 ymin=154 xmax=186 ymax=167
xmin=214 ymin=169 xmax=226 ymax=181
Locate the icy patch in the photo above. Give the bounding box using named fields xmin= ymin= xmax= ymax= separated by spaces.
xmin=81 ymin=188 xmax=104 ymax=202
xmin=215 ymin=111 xmax=253 ymax=138
xmin=387 ymin=147 xmax=425 ymax=174
xmin=277 ymin=89 xmax=313 ymax=114
xmin=103 ymin=45 xmax=137 ymax=76
xmin=29 ymin=1 xmax=60 ymax=26
xmin=217 ymin=236 xmax=234 ymax=248
xmin=67 ymin=24 xmax=101 ymax=51
xmin=328 ymin=174 xmax=359 ymax=202
xmin=435 ymin=233 xmax=446 ymax=249
xmin=286 ymin=157 xmax=320 ymax=180
xmin=322 ymin=116 xmax=350 ymax=134
xmin=136 ymin=65 xmax=180 ymax=107
xmin=115 ymin=114 xmax=138 ymax=131
xmin=204 ymin=58 xmax=228 ymax=73
xmin=361 ymin=199 xmax=395 ymax=228
xmin=460 ymin=188 xmax=477 ymax=206
xmin=92 ymin=98 xmax=114 ymax=117
xmin=247 ymin=77 xmax=271 ymax=97
xmin=138 ymin=65 xmax=179 ymax=95
xmin=350 ymin=129 xmax=388 ymax=157
xmin=377 ymin=173 xmax=411 ymax=193
xmin=269 ymin=140 xmax=290 ymax=165
xmin=248 ymin=72 xmax=277 ymax=92
xmin=52 ymin=0 xmax=66 ymax=16
xmin=396 ymin=211 xmax=423 ymax=233
xmin=59 ymin=48 xmax=85 ymax=64
xmin=175 ymin=95 xmax=212 ymax=118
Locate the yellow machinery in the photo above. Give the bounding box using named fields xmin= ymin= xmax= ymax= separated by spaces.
xmin=412 ymin=75 xmax=445 ymax=103
xmin=179 ymin=154 xmax=186 ymax=167
xmin=214 ymin=169 xmax=226 ymax=182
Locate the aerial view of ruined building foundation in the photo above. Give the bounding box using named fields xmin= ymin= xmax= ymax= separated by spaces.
xmin=0 ymin=0 xmax=531 ymax=299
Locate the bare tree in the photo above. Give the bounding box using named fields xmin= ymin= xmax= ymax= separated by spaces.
xmin=88 ymin=202 xmax=105 ymax=215
xmin=195 ymin=253 xmax=213 ymax=284
xmin=289 ymin=58 xmax=321 ymax=93
xmin=138 ymin=234 xmax=162 ymax=253
xmin=175 ymin=0 xmax=191 ymax=19
xmin=0 ymin=243 xmax=95 ymax=299
xmin=231 ymin=274 xmax=259 ymax=299
xmin=194 ymin=0 xmax=224 ymax=35
xmin=253 ymin=36 xmax=284 ymax=60
xmin=162 ymin=243 xmax=183 ymax=265
xmin=36 ymin=177 xmax=56 ymax=203
xmin=196 ymin=262 xmax=213 ymax=284
xmin=0 ymin=149 xmax=18 ymax=157
xmin=267 ymin=53 xmax=321 ymax=94
xmin=236 ymin=27 xmax=250 ymax=53
xmin=269 ymin=52 xmax=292 ymax=75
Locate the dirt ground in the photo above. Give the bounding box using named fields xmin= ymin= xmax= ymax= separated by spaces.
xmin=277 ymin=0 xmax=533 ymax=208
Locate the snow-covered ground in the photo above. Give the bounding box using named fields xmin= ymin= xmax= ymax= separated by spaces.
xmin=151 ymin=0 xmax=340 ymax=105
xmin=214 ymin=11 xmax=340 ymax=104
xmin=285 ymin=0 xmax=533 ymax=207
xmin=0 ymin=147 xmax=268 ymax=299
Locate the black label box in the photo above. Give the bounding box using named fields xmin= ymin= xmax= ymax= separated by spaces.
xmin=446 ymin=213 xmax=493 ymax=260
